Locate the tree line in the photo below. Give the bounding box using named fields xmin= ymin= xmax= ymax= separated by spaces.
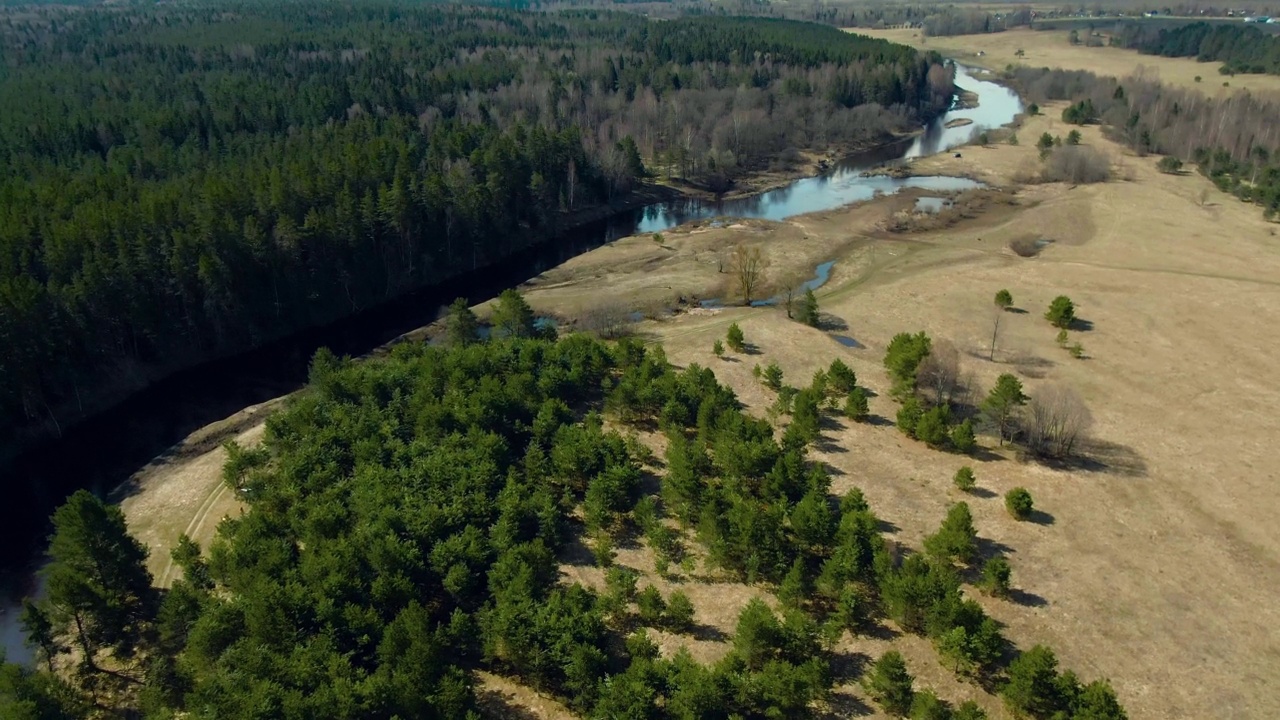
xmin=1009 ymin=65 xmax=1280 ymax=217
xmin=1115 ymin=21 xmax=1280 ymax=75
xmin=5 ymin=306 xmax=1125 ymax=718
xmin=0 ymin=1 xmax=955 ymax=474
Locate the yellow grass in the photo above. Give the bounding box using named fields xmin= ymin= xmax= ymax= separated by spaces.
xmin=120 ymin=104 xmax=1280 ymax=719
xmin=856 ymin=26 xmax=1280 ymax=97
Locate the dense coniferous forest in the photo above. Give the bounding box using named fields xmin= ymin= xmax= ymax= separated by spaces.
xmin=0 ymin=2 xmax=954 ymax=467
xmin=1116 ymin=21 xmax=1280 ymax=75
xmin=5 ymin=307 xmax=1126 ymax=718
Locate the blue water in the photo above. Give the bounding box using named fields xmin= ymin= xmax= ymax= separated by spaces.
xmin=915 ymin=197 xmax=952 ymax=213
xmin=615 ymin=65 xmax=1019 ymax=237
xmin=743 ymin=260 xmax=838 ymax=307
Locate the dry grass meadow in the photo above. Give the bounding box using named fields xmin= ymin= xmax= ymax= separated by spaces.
xmin=857 ymin=26 xmax=1280 ymax=97
xmin=118 ymin=99 xmax=1280 ymax=717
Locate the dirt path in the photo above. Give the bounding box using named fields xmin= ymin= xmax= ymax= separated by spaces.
xmin=116 ymin=400 xmax=280 ymax=587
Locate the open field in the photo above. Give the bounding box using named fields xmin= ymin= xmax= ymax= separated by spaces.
xmin=856 ymin=26 xmax=1280 ymax=96
xmin=118 ymin=103 xmax=1280 ymax=717
xmin=514 ymin=107 xmax=1280 ymax=718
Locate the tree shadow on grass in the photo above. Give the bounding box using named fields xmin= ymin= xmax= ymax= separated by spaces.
xmin=818 ymin=314 xmax=849 ymax=332
xmin=967 ymin=444 xmax=1006 ymax=463
xmin=476 ymin=687 xmax=545 ymax=720
xmin=1005 ymin=307 xmax=1029 ymax=315
xmin=821 ymin=462 xmax=846 ymax=477
xmin=1028 ymin=509 xmax=1055 ymax=526
xmin=819 ymin=414 xmax=846 ymax=432
xmin=861 ymin=621 xmax=901 ymax=642
xmin=964 ymin=486 xmax=999 ymax=499
xmin=877 ymin=518 xmax=900 ymax=535
xmin=1010 ymin=587 xmax=1049 ymax=607
xmin=690 ymin=623 xmax=728 ymax=643
xmin=814 ymin=436 xmax=847 ymax=455
xmin=820 ymin=688 xmax=875 ymax=719
xmin=557 ymin=529 xmax=597 ymax=567
xmin=976 ymin=535 xmax=1015 ymax=560
xmin=1071 ymin=438 xmax=1148 ymax=477
xmin=863 ymin=414 xmax=894 ymax=428
xmin=1069 ymin=317 xmax=1093 ymax=332
xmin=828 ymin=650 xmax=871 ymax=684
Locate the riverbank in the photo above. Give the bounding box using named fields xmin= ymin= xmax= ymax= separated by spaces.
xmin=1 ymin=63 xmax=1018 ymax=655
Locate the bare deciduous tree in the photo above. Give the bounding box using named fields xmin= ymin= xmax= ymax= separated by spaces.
xmin=1024 ymin=383 xmax=1092 ymax=458
xmin=580 ymin=303 xmax=636 ymax=339
xmin=989 ymin=304 xmax=1003 ymax=361
xmin=917 ymin=339 xmax=961 ymax=406
xmin=730 ymin=246 xmax=768 ymax=304
xmin=775 ymin=269 xmax=809 ymax=319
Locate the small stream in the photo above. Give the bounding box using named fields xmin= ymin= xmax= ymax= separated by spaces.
xmin=0 ymin=64 xmax=1022 ymax=666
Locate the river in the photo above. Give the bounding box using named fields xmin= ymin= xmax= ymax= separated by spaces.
xmin=0 ymin=64 xmax=1021 ymax=665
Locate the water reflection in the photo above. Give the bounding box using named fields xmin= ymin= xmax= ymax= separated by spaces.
xmin=905 ymin=66 xmax=1023 ymax=159
xmin=597 ymin=65 xmax=1021 ymax=238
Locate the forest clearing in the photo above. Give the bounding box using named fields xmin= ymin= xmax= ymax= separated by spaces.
xmin=114 ymin=102 xmax=1280 ymax=719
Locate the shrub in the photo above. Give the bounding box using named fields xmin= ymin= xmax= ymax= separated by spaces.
xmin=1061 ymin=98 xmax=1096 ymax=124
xmin=664 ymin=591 xmax=696 ymax=633
xmin=1045 ymin=295 xmax=1076 ymax=329
xmin=798 ymin=288 xmax=820 ymax=327
xmin=827 ymin=359 xmax=857 ymax=395
xmin=864 ymin=651 xmax=914 ymax=717
xmin=884 ymin=331 xmax=932 ymax=393
xmin=726 ymin=322 xmax=745 ymax=352
xmin=950 ymin=419 xmax=976 ymax=455
xmin=762 ymin=362 xmax=784 ymax=391
xmin=1042 ymin=145 xmax=1110 ymax=183
xmin=1157 ymin=156 xmax=1183 ymax=174
xmin=625 ymin=628 xmax=660 ymax=660
xmin=713 ymin=339 xmax=724 ymax=357
xmin=637 ymin=585 xmax=666 ymax=624
xmin=844 ymin=387 xmax=870 ymax=422
xmin=924 ymin=502 xmax=977 ymax=565
xmin=994 ymin=289 xmax=1013 ymax=310
xmin=1037 ymin=132 xmax=1055 ymax=159
xmin=592 ymin=531 xmax=615 ymax=568
xmin=1055 ymin=328 xmax=1069 ymax=346
xmin=953 ymin=466 xmax=976 ymax=492
xmin=981 ymin=373 xmax=1028 ymax=445
xmin=1005 ymin=487 xmax=1034 ymax=520
xmin=1069 ymin=342 xmax=1085 ymax=359
xmin=896 ymin=395 xmax=924 ymax=437
xmin=1002 ymin=645 xmax=1063 ymax=718
xmin=778 ymin=558 xmax=810 ymax=609
xmin=1066 ymin=129 xmax=1082 ymax=145
xmin=954 ymin=700 xmax=987 ymax=720
xmin=915 ymin=405 xmax=952 ymax=448
xmin=911 ymin=690 xmax=951 ymax=720
xmin=981 ymin=556 xmax=1012 ymax=597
